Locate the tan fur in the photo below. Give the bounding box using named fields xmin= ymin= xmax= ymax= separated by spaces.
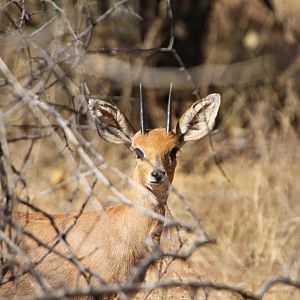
xmin=1 ymin=95 xmax=220 ymax=298
xmin=132 ymin=129 xmax=178 ymax=190
xmin=0 ymin=130 xmax=177 ymax=299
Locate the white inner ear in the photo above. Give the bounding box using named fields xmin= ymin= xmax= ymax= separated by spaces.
xmin=176 ymin=93 xmax=221 ymax=142
xmin=88 ymin=99 xmax=135 ymax=146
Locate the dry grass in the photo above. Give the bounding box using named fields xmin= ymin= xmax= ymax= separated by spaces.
xmin=1 ymin=0 xmax=300 ymax=298
xmin=133 ymin=131 xmax=300 ymax=299
xmin=9 ymin=128 xmax=299 ymax=299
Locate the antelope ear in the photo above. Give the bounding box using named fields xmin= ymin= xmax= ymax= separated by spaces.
xmin=88 ymin=99 xmax=135 ymax=146
xmin=175 ymin=94 xmax=221 ymax=145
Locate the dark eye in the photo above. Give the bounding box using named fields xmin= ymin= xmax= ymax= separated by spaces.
xmin=134 ymin=148 xmax=145 ymax=160
xmin=169 ymin=147 xmax=179 ymax=160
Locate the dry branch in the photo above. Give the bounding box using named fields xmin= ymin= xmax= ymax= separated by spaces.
xmin=0 ymin=1 xmax=299 ymax=300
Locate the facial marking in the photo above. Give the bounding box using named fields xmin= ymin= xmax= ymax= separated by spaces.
xmin=154 ymin=156 xmax=160 ymax=169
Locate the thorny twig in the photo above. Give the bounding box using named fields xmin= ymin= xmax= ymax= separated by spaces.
xmin=0 ymin=1 xmax=299 ymax=299
xmin=28 ymin=276 xmax=300 ymax=300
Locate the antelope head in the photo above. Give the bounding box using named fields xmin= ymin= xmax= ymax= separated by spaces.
xmin=88 ymin=93 xmax=220 ymax=199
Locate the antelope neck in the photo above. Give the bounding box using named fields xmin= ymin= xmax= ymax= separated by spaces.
xmin=129 ymin=184 xmax=167 ymax=212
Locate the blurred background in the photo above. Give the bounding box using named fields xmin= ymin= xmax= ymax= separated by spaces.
xmin=1 ymin=0 xmax=300 ymax=299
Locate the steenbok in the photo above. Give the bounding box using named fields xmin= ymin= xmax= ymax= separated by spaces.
xmin=0 ymin=92 xmax=220 ymax=299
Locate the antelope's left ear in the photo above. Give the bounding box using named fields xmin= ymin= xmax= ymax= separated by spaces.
xmin=175 ymin=94 xmax=221 ymax=145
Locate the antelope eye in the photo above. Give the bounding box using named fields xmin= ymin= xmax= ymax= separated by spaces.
xmin=169 ymin=147 xmax=179 ymax=160
xmin=134 ymin=148 xmax=145 ymax=160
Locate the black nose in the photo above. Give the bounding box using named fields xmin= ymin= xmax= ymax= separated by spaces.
xmin=151 ymin=169 xmax=166 ymax=182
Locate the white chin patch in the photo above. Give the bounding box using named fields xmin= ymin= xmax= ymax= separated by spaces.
xmin=146 ymin=176 xmax=168 ymax=187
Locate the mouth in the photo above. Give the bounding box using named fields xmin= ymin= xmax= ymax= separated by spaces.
xmin=147 ymin=179 xmax=170 ymax=189
xmin=147 ymin=172 xmax=169 ymax=189
xmin=148 ymin=180 xmax=163 ymax=185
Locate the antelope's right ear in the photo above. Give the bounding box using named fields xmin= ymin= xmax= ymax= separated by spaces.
xmin=88 ymin=99 xmax=135 ymax=146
